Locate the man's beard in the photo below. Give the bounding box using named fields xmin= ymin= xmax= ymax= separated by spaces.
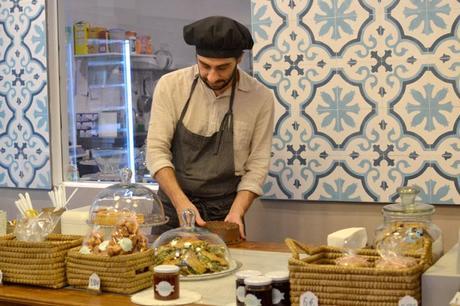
xmin=201 ymin=71 xmax=235 ymax=91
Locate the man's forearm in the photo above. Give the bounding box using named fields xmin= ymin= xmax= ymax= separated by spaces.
xmin=154 ymin=167 xmax=206 ymax=226
xmin=153 ymin=167 xmax=189 ymax=209
xmin=229 ymin=190 xmax=258 ymax=217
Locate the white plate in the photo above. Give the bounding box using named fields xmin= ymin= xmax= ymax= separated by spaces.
xmin=131 ymin=288 xmax=201 ymax=306
xmin=180 ymin=259 xmax=241 ymax=281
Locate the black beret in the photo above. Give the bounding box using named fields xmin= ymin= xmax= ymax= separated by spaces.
xmin=183 ymin=16 xmax=254 ymax=58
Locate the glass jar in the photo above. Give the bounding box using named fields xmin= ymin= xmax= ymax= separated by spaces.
xmin=375 ymin=186 xmax=443 ymax=261
xmin=265 ymin=271 xmax=290 ymax=306
xmin=153 ymin=265 xmax=179 ymax=300
xmin=245 ymin=276 xmax=273 ymax=306
xmin=235 ymin=270 xmax=262 ymax=306
xmin=125 ymin=31 xmax=137 ymax=54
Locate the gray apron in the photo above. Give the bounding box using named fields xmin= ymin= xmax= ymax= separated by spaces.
xmin=156 ymin=71 xmax=241 ymax=232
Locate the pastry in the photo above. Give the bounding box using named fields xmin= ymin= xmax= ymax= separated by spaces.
xmin=79 ymin=245 xmax=92 ymax=254
xmin=82 ymin=215 xmax=148 ymax=256
xmin=94 ymin=208 xmax=144 ymax=225
xmin=154 ymin=237 xmax=229 ymax=276
xmin=118 ymin=237 xmax=133 ymax=252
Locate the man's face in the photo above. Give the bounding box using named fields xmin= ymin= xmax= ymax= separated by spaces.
xmin=196 ymin=55 xmax=241 ymax=92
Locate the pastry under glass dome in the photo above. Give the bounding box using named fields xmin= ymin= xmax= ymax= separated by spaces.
xmin=152 ymin=209 xmax=234 ymax=278
xmin=87 ymin=168 xmax=168 ymax=241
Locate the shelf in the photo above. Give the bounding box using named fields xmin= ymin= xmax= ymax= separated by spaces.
xmin=87 ymin=60 xmax=124 ymax=66
xmin=75 ymin=52 xmax=156 ymax=59
xmin=100 ymin=106 xmax=126 ymax=111
xmin=88 ymin=83 xmax=125 ymax=89
xmin=75 ymin=53 xmax=165 ymax=70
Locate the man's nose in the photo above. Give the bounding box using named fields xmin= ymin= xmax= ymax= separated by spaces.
xmin=207 ymin=69 xmax=219 ymax=83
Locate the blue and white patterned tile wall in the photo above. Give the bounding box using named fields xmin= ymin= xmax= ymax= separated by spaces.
xmin=0 ymin=0 xmax=51 ymax=189
xmin=253 ymin=0 xmax=460 ymax=204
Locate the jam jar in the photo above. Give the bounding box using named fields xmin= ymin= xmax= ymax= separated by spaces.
xmin=265 ymin=271 xmax=290 ymax=306
xmin=235 ymin=270 xmax=262 ymax=306
xmin=245 ymin=276 xmax=273 ymax=306
xmin=375 ymin=185 xmax=443 ymax=261
xmin=153 ymin=265 xmax=180 ymax=300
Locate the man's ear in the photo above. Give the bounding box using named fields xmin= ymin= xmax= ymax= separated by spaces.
xmin=237 ymin=54 xmax=243 ymax=64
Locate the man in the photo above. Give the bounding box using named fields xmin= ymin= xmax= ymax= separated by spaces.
xmin=146 ymin=16 xmax=274 ymax=239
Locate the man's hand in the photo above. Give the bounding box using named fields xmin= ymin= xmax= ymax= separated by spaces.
xmin=225 ymin=190 xmax=258 ymax=240
xmin=175 ymin=202 xmax=206 ymax=227
xmin=225 ymin=210 xmax=245 ymax=239
xmin=154 ymin=167 xmax=206 ymax=226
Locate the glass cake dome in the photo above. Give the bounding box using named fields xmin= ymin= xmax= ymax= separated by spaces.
xmin=152 ymin=209 xmax=234 ymax=277
xmin=88 ymin=168 xmax=168 ymax=241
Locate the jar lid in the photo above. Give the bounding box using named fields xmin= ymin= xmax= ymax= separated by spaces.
xmin=154 ymin=265 xmax=180 ymax=273
xmin=235 ymin=270 xmax=262 ymax=279
xmin=244 ymin=276 xmax=272 ymax=286
xmin=382 ymin=202 xmax=435 ymax=216
xmin=265 ymin=270 xmax=289 ymax=281
xmin=383 ymin=185 xmax=435 ymax=217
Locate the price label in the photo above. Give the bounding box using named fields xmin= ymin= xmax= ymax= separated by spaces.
xmin=399 ymin=295 xmax=417 ymax=306
xmin=300 ymin=291 xmax=318 ymax=306
xmin=450 ymin=292 xmax=460 ymax=306
xmin=88 ymin=273 xmax=101 ymax=292
xmin=0 ymin=270 xmax=3 ymax=285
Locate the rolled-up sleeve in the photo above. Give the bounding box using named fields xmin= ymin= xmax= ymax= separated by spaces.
xmin=145 ymin=76 xmax=176 ymax=177
xmin=237 ymin=90 xmax=274 ymax=196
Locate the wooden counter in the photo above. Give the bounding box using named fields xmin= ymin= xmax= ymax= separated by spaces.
xmin=0 ymin=241 xmax=288 ymax=306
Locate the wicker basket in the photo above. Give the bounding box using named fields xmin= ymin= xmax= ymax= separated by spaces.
xmin=66 ymin=247 xmax=154 ymax=294
xmin=0 ymin=234 xmax=83 ymax=288
xmin=286 ymin=238 xmax=432 ymax=306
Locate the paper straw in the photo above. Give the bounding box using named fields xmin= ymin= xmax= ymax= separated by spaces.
xmin=18 ymin=194 xmax=27 ymax=209
xmin=62 ymin=185 xmax=67 ymax=208
xmin=25 ymin=192 xmax=32 ymax=210
xmin=49 ymin=191 xmax=55 ymax=207
xmin=48 ymin=191 xmax=55 ymax=207
xmin=54 ymin=187 xmax=60 ymax=208
xmin=54 ymin=188 xmax=59 ymax=208
xmin=65 ymin=188 xmax=79 ymax=207
xmin=14 ymin=200 xmax=25 ymax=217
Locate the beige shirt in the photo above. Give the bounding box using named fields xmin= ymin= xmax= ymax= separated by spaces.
xmin=146 ymin=65 xmax=274 ymax=196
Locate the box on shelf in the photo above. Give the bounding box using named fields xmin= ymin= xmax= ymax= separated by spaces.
xmin=74 ymin=21 xmax=89 ymax=55
xmin=61 ymin=205 xmax=91 ymax=236
xmin=0 ymin=234 xmax=83 ymax=288
xmin=286 ymin=238 xmax=432 ymax=306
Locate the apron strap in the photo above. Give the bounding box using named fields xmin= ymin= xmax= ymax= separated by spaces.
xmin=214 ymin=69 xmax=238 ymax=155
xmin=178 ymin=76 xmax=199 ymax=123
